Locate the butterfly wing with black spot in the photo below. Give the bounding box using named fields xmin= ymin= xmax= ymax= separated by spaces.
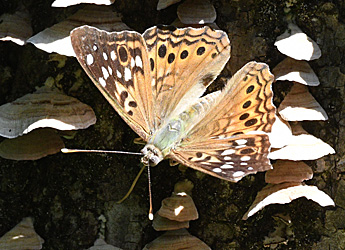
xmin=71 ymin=25 xmax=154 ymax=140
xmin=169 ymin=62 xmax=276 ymax=182
xmin=143 ymin=26 xmax=230 ymax=130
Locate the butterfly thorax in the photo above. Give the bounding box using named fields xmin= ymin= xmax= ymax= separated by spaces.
xmin=141 ymin=118 xmax=185 ymax=166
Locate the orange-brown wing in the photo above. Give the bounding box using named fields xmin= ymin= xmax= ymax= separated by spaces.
xmin=71 ymin=25 xmax=154 ymax=140
xmin=143 ymin=26 xmax=230 ymax=130
xmin=169 ymin=62 xmax=276 ymax=182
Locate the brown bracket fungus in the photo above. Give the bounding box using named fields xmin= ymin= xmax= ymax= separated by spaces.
xmin=27 ymin=6 xmax=130 ymax=57
xmin=52 ymin=0 xmax=115 ymax=7
xmin=278 ymin=83 xmax=328 ymax=121
xmin=0 ymin=86 xmax=96 ymax=138
xmin=274 ymin=23 xmax=321 ymax=61
xmin=143 ymin=229 xmax=210 ymax=250
xmin=242 ymin=183 xmax=335 ymax=220
xmin=177 ymin=0 xmax=216 ymax=25
xmin=157 ymin=0 xmax=182 ymax=10
xmin=268 ymin=114 xmax=293 ymax=149
xmin=0 ymin=8 xmax=33 ymax=46
xmin=87 ymin=238 xmax=122 ymax=250
xmin=273 ymin=57 xmax=320 ymax=86
xmin=0 ymin=128 xmax=65 ymax=161
xmin=152 ymin=213 xmax=190 ymax=231
xmin=268 ymin=123 xmax=335 ymax=161
xmin=0 ymin=217 xmax=44 ymax=250
xmin=265 ymin=160 xmax=313 ymax=184
xmin=157 ymin=192 xmax=199 ymax=222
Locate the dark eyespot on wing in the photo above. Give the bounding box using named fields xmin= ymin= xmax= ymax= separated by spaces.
xmin=158 ymin=44 xmax=167 ymax=58
xmin=168 ymin=53 xmax=175 ymax=64
xmin=245 ymin=118 xmax=258 ymax=127
xmin=150 ymin=58 xmax=154 ymax=71
xmin=197 ymin=46 xmax=206 ymax=55
xmin=119 ymin=47 xmax=128 ymax=62
xmin=180 ymin=50 xmax=188 ymax=59
xmin=246 ymin=85 xmax=254 ymax=94
xmin=242 ymin=101 xmax=251 ymax=109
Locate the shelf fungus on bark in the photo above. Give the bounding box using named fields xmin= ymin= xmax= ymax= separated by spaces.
xmin=0 ymin=128 xmax=65 ymax=160
xmin=265 ymin=160 xmax=313 ymax=184
xmin=268 ymin=123 xmax=335 ymax=161
xmin=273 ymin=57 xmax=320 ymax=86
xmin=274 ymin=22 xmax=321 ymax=61
xmin=157 ymin=192 xmax=198 ymax=223
xmin=143 ymin=229 xmax=210 ymax=250
xmin=0 ymin=217 xmax=44 ymax=250
xmin=0 ymin=86 xmax=96 ymax=139
xmin=27 ymin=6 xmax=130 ymax=57
xmin=87 ymin=238 xmax=122 ymax=250
xmin=242 ymin=182 xmax=334 ymax=220
xmin=157 ymin=0 xmax=182 ymax=10
xmin=177 ymin=0 xmax=216 ymax=25
xmin=268 ymin=114 xmax=293 ymax=149
xmin=0 ymin=8 xmax=33 ymax=46
xmin=51 ymin=0 xmax=115 ymax=8
xmin=147 ymin=180 xmax=209 ymax=248
xmin=278 ymin=83 xmax=328 ymax=121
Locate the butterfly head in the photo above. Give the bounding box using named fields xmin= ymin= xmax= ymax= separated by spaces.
xmin=141 ymin=144 xmax=164 ymax=166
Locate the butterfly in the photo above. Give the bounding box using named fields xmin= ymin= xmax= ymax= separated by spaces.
xmin=70 ymin=25 xmax=276 ymax=182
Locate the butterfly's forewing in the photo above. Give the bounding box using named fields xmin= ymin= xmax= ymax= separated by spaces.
xmin=169 ymin=62 xmax=276 ymax=182
xmin=71 ymin=26 xmax=154 ymax=140
xmin=143 ymin=26 xmax=230 ymax=129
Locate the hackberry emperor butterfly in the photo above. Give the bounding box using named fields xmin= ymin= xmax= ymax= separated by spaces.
xmin=70 ymin=25 xmax=275 ymax=182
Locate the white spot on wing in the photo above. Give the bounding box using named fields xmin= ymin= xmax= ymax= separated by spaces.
xmin=236 ymin=139 xmax=247 ymax=145
xmin=221 ymin=164 xmax=234 ymax=169
xmin=111 ymin=50 xmax=116 ymax=61
xmin=248 ymin=167 xmax=254 ymax=170
xmin=224 ymin=156 xmax=232 ymax=161
xmin=103 ymin=52 xmax=108 ymax=60
xmin=213 ymin=168 xmax=222 ymax=173
xmin=93 ymin=45 xmax=97 ymax=51
xmin=99 ymin=77 xmax=106 ymax=87
xmin=233 ymin=171 xmax=245 ymax=178
xmin=107 ymin=66 xmax=113 ymax=75
xmin=101 ymin=67 xmax=109 ymax=80
xmin=221 ymin=149 xmax=236 ymax=156
xmin=135 ymin=55 xmax=143 ymax=68
xmin=131 ymin=58 xmax=135 ymax=67
xmin=124 ymin=67 xmax=132 ymax=81
xmin=86 ymin=54 xmax=93 ymax=65
xmin=116 ymin=70 xmax=122 ymax=78
xmin=241 ymin=156 xmax=251 ymax=161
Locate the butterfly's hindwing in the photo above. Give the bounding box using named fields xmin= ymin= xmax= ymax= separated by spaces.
xmin=170 ymin=134 xmax=271 ymax=181
xmin=170 ymin=62 xmax=276 ymax=182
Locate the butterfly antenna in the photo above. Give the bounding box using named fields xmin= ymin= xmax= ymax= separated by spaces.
xmin=61 ymin=148 xmax=144 ymax=156
xmin=116 ymin=164 xmax=146 ymax=204
xmin=147 ymin=164 xmax=154 ymax=220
